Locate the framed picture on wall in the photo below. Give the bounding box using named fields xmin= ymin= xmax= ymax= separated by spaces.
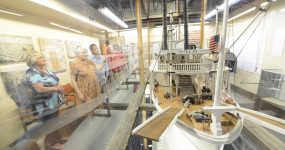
xmin=38 ymin=38 xmax=67 ymax=72
xmin=0 ymin=69 xmax=30 ymax=106
xmin=0 ymin=34 xmax=34 ymax=65
xmin=65 ymin=40 xmax=83 ymax=58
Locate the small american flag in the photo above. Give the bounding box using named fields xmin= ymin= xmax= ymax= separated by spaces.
xmin=209 ymin=35 xmax=220 ymax=52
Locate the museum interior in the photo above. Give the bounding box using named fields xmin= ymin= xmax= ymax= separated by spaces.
xmin=0 ymin=0 xmax=285 ymax=150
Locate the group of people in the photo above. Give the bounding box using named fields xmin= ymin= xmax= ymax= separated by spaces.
xmin=15 ymin=42 xmax=129 ymax=149
xmin=25 ymin=43 xmax=110 ymax=119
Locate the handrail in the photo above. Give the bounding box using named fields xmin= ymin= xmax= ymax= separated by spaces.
xmin=106 ymin=81 xmax=148 ymax=150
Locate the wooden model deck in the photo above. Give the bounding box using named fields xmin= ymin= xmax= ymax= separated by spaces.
xmin=154 ymin=86 xmax=238 ymax=135
xmin=133 ymin=107 xmax=181 ymax=141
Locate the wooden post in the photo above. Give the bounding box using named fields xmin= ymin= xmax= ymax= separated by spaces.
xmin=200 ymin=0 xmax=207 ymax=49
xmin=135 ymin=0 xmax=147 ymax=150
xmin=147 ymin=0 xmax=151 ymax=66
xmin=105 ymin=31 xmax=109 ymax=41
xmin=136 ymin=0 xmax=145 ymax=85
xmin=147 ymin=21 xmax=151 ymax=67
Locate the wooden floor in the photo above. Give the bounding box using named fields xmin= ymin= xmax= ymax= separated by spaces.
xmin=134 ymin=108 xmax=181 ymax=141
xmin=154 ymin=86 xmax=238 ymax=135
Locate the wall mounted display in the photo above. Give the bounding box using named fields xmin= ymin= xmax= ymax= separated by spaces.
xmin=38 ymin=38 xmax=66 ymax=72
xmin=0 ymin=34 xmax=34 ymax=65
xmin=0 ymin=69 xmax=30 ymax=106
xmin=65 ymin=40 xmax=82 ymax=58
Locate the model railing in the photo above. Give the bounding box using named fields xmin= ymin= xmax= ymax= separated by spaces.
xmin=160 ymin=49 xmax=211 ymax=55
xmin=157 ymin=63 xmax=211 ymax=73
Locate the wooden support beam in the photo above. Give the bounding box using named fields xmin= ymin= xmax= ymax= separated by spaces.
xmin=136 ymin=0 xmax=145 ymax=85
xmin=139 ymin=103 xmax=156 ymax=111
xmin=135 ymin=0 xmax=147 ymax=149
xmin=147 ymin=21 xmax=151 ymax=67
xmin=103 ymin=103 xmax=129 ymax=110
xmin=200 ymin=0 xmax=207 ymax=48
xmin=102 ymin=103 xmax=156 ymax=111
xmin=106 ymin=84 xmax=147 ymax=150
xmin=105 ymin=31 xmax=109 ymax=41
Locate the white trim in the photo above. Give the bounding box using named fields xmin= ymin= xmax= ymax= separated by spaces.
xmin=176 ymin=117 xmax=243 ymax=144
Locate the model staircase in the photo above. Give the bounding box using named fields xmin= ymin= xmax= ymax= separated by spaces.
xmin=178 ymin=75 xmax=196 ymax=96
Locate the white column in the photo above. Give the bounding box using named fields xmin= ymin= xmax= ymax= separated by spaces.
xmin=213 ymin=0 xmax=230 ymax=107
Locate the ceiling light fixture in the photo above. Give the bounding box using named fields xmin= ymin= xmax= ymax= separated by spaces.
xmin=190 ymin=22 xmax=210 ymax=25
xmin=0 ymin=9 xmax=24 ymax=16
xmin=30 ymin=0 xmax=113 ymax=31
xmin=205 ymin=0 xmax=241 ymax=20
xmin=98 ymin=8 xmax=128 ymax=28
xmin=50 ymin=22 xmax=82 ymax=34
xmin=228 ymin=7 xmax=256 ymax=22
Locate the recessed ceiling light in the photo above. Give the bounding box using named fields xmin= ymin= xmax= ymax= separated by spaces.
xmin=99 ymin=8 xmax=128 ymax=28
xmin=30 ymin=0 xmax=113 ymax=31
xmin=0 ymin=9 xmax=24 ymax=16
xmin=50 ymin=22 xmax=82 ymax=34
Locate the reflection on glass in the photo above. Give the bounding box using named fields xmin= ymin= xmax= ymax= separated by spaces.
xmin=0 ymin=36 xmax=138 ymax=149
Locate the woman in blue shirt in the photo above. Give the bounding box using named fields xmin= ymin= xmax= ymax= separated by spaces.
xmin=25 ymin=52 xmax=63 ymax=119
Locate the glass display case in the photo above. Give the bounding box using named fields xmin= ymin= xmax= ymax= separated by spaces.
xmin=254 ymin=69 xmax=285 ymax=118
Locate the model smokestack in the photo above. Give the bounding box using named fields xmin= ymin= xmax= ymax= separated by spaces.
xmin=183 ymin=0 xmax=188 ymax=50
xmin=163 ymin=0 xmax=168 ymax=50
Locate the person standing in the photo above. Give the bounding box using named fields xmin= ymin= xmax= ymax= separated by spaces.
xmin=89 ymin=44 xmax=109 ymax=91
xmin=70 ymin=46 xmax=101 ymax=104
xmin=25 ymin=52 xmax=63 ymax=118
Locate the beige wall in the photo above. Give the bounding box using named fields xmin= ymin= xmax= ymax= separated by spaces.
xmin=226 ymin=1 xmax=285 ymax=94
xmin=261 ymin=1 xmax=285 ymax=71
xmin=0 ymin=12 xmax=99 ymax=149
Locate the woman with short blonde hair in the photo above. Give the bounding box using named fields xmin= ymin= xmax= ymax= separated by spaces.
xmin=70 ymin=46 xmax=101 ymax=104
xmin=25 ymin=51 xmax=63 ymax=117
